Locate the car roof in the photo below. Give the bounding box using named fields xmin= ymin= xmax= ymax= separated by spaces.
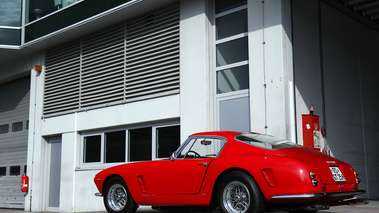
xmin=190 ymin=131 xmax=241 ymax=138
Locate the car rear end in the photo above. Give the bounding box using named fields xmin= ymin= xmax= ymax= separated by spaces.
xmin=271 ymin=147 xmax=367 ymax=209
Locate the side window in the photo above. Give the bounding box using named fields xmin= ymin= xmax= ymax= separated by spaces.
xmin=178 ymin=137 xmax=226 ymax=158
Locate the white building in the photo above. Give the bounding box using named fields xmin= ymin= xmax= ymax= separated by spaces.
xmin=0 ymin=0 xmax=378 ymax=211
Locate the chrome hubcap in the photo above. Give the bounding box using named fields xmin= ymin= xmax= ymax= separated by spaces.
xmin=108 ymin=184 xmax=127 ymax=211
xmin=223 ymin=181 xmax=250 ymax=213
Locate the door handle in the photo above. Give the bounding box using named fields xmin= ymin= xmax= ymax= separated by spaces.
xmin=198 ymin=162 xmax=208 ymax=167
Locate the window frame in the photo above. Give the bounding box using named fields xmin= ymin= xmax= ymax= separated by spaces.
xmin=214 ymin=2 xmax=249 ymax=95
xmin=80 ymin=123 xmax=180 ymax=169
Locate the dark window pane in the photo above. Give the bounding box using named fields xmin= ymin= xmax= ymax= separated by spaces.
xmin=216 ymin=9 xmax=247 ymax=40
xmin=217 ymin=65 xmax=249 ymax=94
xmin=12 ymin=122 xmax=23 ymax=132
xmin=216 ymin=37 xmax=248 ymax=67
xmin=157 ymin=126 xmax=180 ymax=158
xmin=0 ymin=28 xmax=21 ymax=45
xmin=0 ymin=167 xmax=6 ymax=176
xmin=10 ymin=166 xmax=20 ymax=176
xmin=83 ymin=135 xmax=101 ymax=163
xmin=215 ymin=0 xmax=246 ymax=14
xmin=105 ymin=131 xmax=126 ymax=163
xmin=129 ymin=127 xmax=152 ymax=162
xmin=0 ymin=124 xmax=9 ymax=134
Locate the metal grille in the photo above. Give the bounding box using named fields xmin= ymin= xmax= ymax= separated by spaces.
xmin=81 ymin=24 xmax=125 ymax=108
xmin=125 ymin=4 xmax=180 ymax=102
xmin=43 ymin=4 xmax=180 ymax=117
xmin=44 ymin=41 xmax=81 ymax=115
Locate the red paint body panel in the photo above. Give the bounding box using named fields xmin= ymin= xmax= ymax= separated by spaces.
xmin=94 ymin=131 xmax=364 ymax=208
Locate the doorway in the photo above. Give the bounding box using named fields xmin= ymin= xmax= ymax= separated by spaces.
xmin=47 ymin=136 xmax=62 ymax=209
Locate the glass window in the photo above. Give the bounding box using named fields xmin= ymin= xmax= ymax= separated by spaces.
xmin=216 ymin=37 xmax=248 ymax=67
xmin=216 ymin=9 xmax=247 ymax=40
xmin=0 ymin=167 xmax=6 ymax=176
xmin=156 ymin=125 xmax=180 ymax=158
xmin=215 ymin=0 xmax=247 ymax=14
xmin=129 ymin=127 xmax=152 ymax=162
xmin=10 ymin=166 xmax=20 ymax=176
xmin=27 ymin=0 xmax=81 ymax=23
xmin=178 ymin=137 xmax=226 ymax=158
xmin=236 ymin=133 xmax=300 ymax=150
xmin=105 ymin=131 xmax=126 ymax=163
xmin=83 ymin=135 xmax=101 ymax=163
xmin=0 ymin=28 xmax=21 ymax=45
xmin=0 ymin=0 xmax=22 ymax=26
xmin=0 ymin=124 xmax=9 ymax=134
xmin=12 ymin=122 xmax=23 ymax=132
xmin=217 ymin=65 xmax=249 ymax=94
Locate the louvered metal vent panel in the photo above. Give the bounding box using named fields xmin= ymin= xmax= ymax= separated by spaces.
xmin=43 ymin=4 xmax=180 ymax=117
xmin=81 ymin=24 xmax=125 ymax=108
xmin=125 ymin=4 xmax=180 ymax=102
xmin=44 ymin=41 xmax=81 ymax=115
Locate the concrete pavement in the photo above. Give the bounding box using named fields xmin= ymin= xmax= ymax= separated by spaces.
xmin=1 ymin=200 xmax=378 ymax=213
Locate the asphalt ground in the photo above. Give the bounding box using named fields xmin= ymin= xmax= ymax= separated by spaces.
xmin=1 ymin=200 xmax=378 ymax=213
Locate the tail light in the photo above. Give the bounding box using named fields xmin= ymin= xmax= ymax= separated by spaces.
xmin=355 ymin=171 xmax=361 ymax=184
xmin=310 ymin=170 xmax=318 ymax=187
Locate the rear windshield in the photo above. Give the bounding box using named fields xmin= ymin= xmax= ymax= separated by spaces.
xmin=235 ymin=133 xmax=300 ymax=150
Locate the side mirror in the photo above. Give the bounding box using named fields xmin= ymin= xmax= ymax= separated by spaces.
xmin=169 ymin=152 xmax=176 ymax=161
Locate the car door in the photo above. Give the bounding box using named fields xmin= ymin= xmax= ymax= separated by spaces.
xmin=155 ymin=158 xmax=213 ymax=195
xmin=155 ymin=137 xmax=226 ymax=195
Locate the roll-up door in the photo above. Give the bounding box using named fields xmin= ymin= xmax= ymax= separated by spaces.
xmin=0 ymin=76 xmax=30 ymax=209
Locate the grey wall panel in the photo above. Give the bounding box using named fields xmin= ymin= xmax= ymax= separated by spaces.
xmin=0 ymin=76 xmax=30 ymax=208
xmin=292 ymin=0 xmax=379 ymax=199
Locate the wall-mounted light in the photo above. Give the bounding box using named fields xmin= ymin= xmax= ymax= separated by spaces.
xmin=34 ymin=65 xmax=42 ymax=72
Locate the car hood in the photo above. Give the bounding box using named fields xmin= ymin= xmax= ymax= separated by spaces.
xmin=281 ymin=147 xmax=356 ymax=184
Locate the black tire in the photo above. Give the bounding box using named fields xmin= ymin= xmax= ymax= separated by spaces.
xmin=217 ymin=171 xmax=265 ymax=213
xmin=103 ymin=176 xmax=138 ymax=213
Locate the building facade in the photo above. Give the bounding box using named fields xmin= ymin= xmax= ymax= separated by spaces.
xmin=0 ymin=0 xmax=378 ymax=211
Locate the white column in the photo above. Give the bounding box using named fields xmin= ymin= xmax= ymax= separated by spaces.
xmin=180 ymin=0 xmax=212 ymax=140
xmin=249 ymin=0 xmax=295 ymax=140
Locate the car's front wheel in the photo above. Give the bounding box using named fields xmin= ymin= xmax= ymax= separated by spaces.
xmin=103 ymin=177 xmax=138 ymax=213
xmin=217 ymin=171 xmax=264 ymax=213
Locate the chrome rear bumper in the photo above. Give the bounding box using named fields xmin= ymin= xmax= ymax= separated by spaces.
xmin=271 ymin=190 xmax=366 ymax=201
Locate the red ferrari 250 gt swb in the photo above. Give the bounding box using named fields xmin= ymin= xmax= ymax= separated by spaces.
xmin=94 ymin=131 xmax=367 ymax=213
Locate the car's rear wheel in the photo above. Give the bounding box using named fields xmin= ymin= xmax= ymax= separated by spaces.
xmin=217 ymin=171 xmax=264 ymax=213
xmin=103 ymin=177 xmax=138 ymax=213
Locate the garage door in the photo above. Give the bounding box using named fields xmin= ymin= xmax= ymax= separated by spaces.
xmin=0 ymin=76 xmax=30 ymax=209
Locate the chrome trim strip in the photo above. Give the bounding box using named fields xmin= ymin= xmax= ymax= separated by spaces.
xmin=271 ymin=190 xmax=366 ymax=200
xmin=95 ymin=192 xmax=103 ymax=197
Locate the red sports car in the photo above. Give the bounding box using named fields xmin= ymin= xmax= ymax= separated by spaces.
xmin=94 ymin=131 xmax=367 ymax=213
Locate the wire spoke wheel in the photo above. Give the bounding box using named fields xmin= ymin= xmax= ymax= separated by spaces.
xmin=223 ymin=181 xmax=251 ymax=213
xmin=217 ymin=171 xmax=264 ymax=213
xmin=107 ymin=183 xmax=128 ymax=211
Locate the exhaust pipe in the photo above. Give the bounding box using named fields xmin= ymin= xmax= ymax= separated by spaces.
xmin=303 ymin=204 xmax=330 ymax=211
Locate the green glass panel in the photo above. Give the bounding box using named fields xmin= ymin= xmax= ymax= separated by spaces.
xmin=25 ymin=0 xmax=135 ymax=42
xmin=0 ymin=28 xmax=21 ymax=45
xmin=215 ymin=0 xmax=246 ymax=14
xmin=216 ymin=37 xmax=248 ymax=67
xmin=0 ymin=0 xmax=22 ymax=26
xmin=217 ymin=65 xmax=249 ymax=94
xmin=216 ymin=9 xmax=247 ymax=40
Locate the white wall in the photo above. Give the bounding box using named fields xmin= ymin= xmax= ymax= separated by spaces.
xmin=180 ymin=0 xmax=212 ymax=139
